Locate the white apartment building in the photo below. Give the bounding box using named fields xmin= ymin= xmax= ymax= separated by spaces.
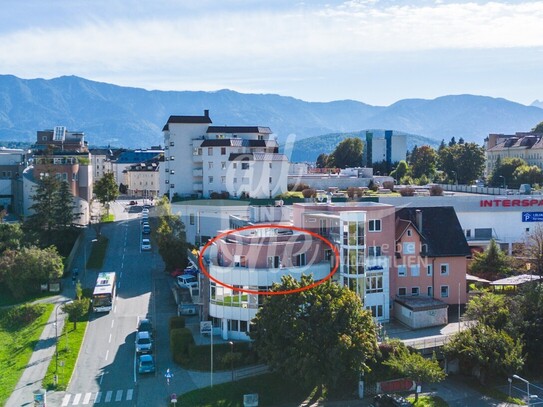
xmin=123 ymin=158 xmax=160 ymax=198
xmin=161 ymin=110 xmax=289 ymax=199
xmin=485 ymin=132 xmax=543 ymax=177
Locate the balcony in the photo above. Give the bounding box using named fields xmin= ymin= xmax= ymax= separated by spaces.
xmin=193 ymin=183 xmax=203 ymax=191
xmin=192 ymin=168 xmax=203 ymax=177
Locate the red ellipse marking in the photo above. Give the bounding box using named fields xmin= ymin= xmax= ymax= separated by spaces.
xmin=198 ymin=224 xmax=340 ymax=296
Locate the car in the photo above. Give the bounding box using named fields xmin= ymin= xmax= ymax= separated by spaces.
xmin=142 ymin=207 xmax=149 ymax=214
xmin=373 ymin=394 xmax=414 ymax=407
xmin=135 ymin=331 xmax=153 ymax=354
xmin=138 ymin=354 xmax=155 ymax=374
xmin=141 ymin=238 xmax=151 ymax=251
xmin=137 ymin=318 xmax=153 ymax=336
xmin=129 ymin=200 xmax=137 ymax=206
xmin=141 ymin=212 xmax=149 ymax=222
xmin=176 ymin=274 xmax=198 ymax=289
xmin=142 ymin=225 xmax=151 ymax=234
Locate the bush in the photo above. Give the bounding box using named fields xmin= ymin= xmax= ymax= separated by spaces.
xmin=169 ymin=316 xmax=186 ymax=330
xmin=399 ymin=187 xmax=416 ymax=196
xmin=430 ymin=184 xmax=444 ymax=196
xmin=1 ymin=303 xmax=46 ymax=330
xmin=382 ymin=181 xmax=395 ymax=191
xmin=301 ymin=188 xmax=316 ymax=198
xmin=288 ymin=182 xmax=310 ymax=192
xmin=171 ymin=327 xmax=194 ymax=364
xmin=346 ymin=187 xmax=366 ymax=199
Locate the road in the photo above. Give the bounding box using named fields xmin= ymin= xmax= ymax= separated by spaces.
xmin=56 ymin=200 xmax=167 ymax=406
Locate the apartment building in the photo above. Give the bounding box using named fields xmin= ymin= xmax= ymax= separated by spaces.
xmin=485 ymin=132 xmax=543 ymax=177
xmin=161 ymin=110 xmax=289 ymax=199
xmin=0 ymin=147 xmax=27 ymax=215
xmin=123 ymin=156 xmax=160 ymax=198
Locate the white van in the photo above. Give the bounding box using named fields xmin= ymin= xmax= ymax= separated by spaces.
xmin=176 ymin=274 xmax=198 ymax=289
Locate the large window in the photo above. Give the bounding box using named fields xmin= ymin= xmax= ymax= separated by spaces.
xmin=440 ymin=285 xmax=449 ymax=298
xmin=403 ymin=242 xmax=415 ymax=254
xmin=267 ymin=256 xmax=280 ymax=269
xmin=440 ymin=264 xmax=449 ymax=275
xmin=295 ymin=253 xmax=306 ymax=266
xmin=410 ymin=265 xmax=420 ymax=277
xmin=365 ymin=275 xmax=383 ymax=293
xmin=368 ymin=246 xmax=381 ymax=257
xmin=397 ymin=265 xmax=406 ymax=277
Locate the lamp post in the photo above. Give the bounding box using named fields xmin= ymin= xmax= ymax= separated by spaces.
xmin=54 ymin=303 xmax=64 ymax=385
xmin=499 ymin=175 xmax=506 ymax=189
xmin=228 ymin=341 xmax=234 ymax=382
xmin=451 ymin=171 xmax=458 ymax=185
xmin=512 ymin=374 xmax=530 ymax=404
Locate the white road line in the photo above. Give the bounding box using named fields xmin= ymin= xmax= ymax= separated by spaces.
xmin=108 ymin=333 xmax=112 ymax=343
xmin=111 ymin=319 xmax=115 ymax=328
xmin=105 ymin=349 xmax=109 ymax=361
xmin=126 ymin=389 xmax=134 ymax=401
xmin=61 ymin=394 xmax=70 ymax=406
xmin=105 ymin=391 xmax=113 ymax=402
xmin=115 ymin=390 xmax=123 ymax=402
xmin=95 ymin=391 xmax=102 ymax=403
xmin=82 ymin=392 xmax=92 ymax=405
xmin=72 ymin=393 xmax=81 ymax=405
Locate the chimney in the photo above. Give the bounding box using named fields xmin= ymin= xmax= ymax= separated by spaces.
xmin=204 ymin=109 xmax=209 ymax=118
xmin=416 ymin=209 xmax=422 ymax=233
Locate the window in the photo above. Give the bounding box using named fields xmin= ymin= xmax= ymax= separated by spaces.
xmin=269 ymin=177 xmax=272 ymax=183
xmin=267 ymin=256 xmax=280 ymax=269
xmin=233 ymin=177 xmax=237 ymax=183
xmin=411 ymin=287 xmax=419 ymax=296
xmin=189 ymin=214 xmax=195 ymax=225
xmin=221 ymin=176 xmax=226 ymax=184
xmin=368 ymin=305 xmax=383 ymax=318
xmin=368 ymin=246 xmax=381 ymax=257
xmin=242 ymin=163 xmax=249 ymax=170
xmin=407 ymin=229 xmax=412 ymax=237
xmin=165 ymin=180 xmax=169 ymax=184
xmin=426 ymin=264 xmax=433 ymax=276
xmin=295 ymin=253 xmax=306 ymax=266
xmin=427 ymin=286 xmax=433 ymax=297
xmin=410 ymin=265 xmax=420 ymax=277
xmin=170 ymin=184 xmax=175 ymax=188
xmin=269 ymin=163 xmax=272 ymax=169
xmin=170 ymin=141 xmax=174 ymax=146
xmin=365 ymin=275 xmax=383 ymax=293
xmin=234 ymin=255 xmax=247 ymax=267
xmin=209 ymin=176 xmax=214 ymax=183
xmin=398 ymin=265 xmax=406 ymax=277
xmin=221 ymin=162 xmax=226 ymax=169
xmin=170 ymin=170 xmax=175 ymax=175
xmin=368 ymin=219 xmax=381 ymax=232
xmin=465 ymin=229 xmax=471 ymax=238
xmin=440 ymin=264 xmax=449 ymax=275
xmin=398 ymin=287 xmax=407 ymax=296
xmin=208 ymin=162 xmax=213 ymax=169
xmin=221 ymin=147 xmax=226 ymax=155
xmin=170 ymin=156 xmax=175 ymax=161
xmin=233 ymin=163 xmax=237 ymax=169
xmin=440 ymin=285 xmax=449 ymax=298
xmin=403 ymin=242 xmax=415 ymax=254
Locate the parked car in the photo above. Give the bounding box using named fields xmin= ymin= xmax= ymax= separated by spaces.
xmin=373 ymin=394 xmax=413 ymax=407
xmin=129 ymin=200 xmax=137 ymax=206
xmin=176 ymin=274 xmax=198 ymax=289
xmin=141 ymin=238 xmax=151 ymax=251
xmin=142 ymin=207 xmax=149 ymax=214
xmin=135 ymin=331 xmax=153 ymax=354
xmin=142 ymin=224 xmax=151 ymax=235
xmin=137 ymin=318 xmax=153 ymax=336
xmin=138 ymin=354 xmax=155 ymax=374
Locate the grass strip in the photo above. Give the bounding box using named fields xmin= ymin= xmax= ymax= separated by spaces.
xmin=86 ymin=236 xmax=109 ymax=269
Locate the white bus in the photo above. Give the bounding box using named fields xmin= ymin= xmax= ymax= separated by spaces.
xmin=92 ymin=272 xmax=117 ymax=312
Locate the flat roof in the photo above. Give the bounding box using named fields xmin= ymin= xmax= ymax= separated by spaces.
xmin=172 ymin=199 xmax=250 ymax=207
xmin=490 ymin=274 xmax=542 ymax=286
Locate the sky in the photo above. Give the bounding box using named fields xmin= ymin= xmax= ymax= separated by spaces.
xmin=1 ymin=0 xmax=542 ymax=106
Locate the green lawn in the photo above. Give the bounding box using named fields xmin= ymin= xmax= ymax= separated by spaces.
xmin=42 ymin=315 xmax=89 ymax=390
xmin=86 ymin=235 xmax=109 ymax=269
xmin=0 ymin=303 xmax=54 ymax=406
xmin=177 ymin=372 xmax=315 ymax=407
xmin=409 ymin=395 xmax=448 ymax=407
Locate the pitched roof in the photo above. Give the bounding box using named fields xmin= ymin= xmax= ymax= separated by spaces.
xmin=207 ymin=126 xmax=271 ymax=134
xmin=395 ymin=206 xmax=471 ymax=257
xmin=162 ymin=114 xmax=212 ymax=131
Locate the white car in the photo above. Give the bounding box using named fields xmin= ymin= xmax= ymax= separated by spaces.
xmin=176 ymin=274 xmax=198 ymax=289
xmin=141 ymin=238 xmax=151 ymax=251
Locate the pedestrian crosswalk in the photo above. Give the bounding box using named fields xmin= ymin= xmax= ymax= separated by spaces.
xmin=61 ymin=389 xmax=134 ymax=405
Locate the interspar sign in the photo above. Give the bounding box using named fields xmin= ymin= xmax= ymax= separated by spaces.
xmin=480 ymin=198 xmax=543 ymax=207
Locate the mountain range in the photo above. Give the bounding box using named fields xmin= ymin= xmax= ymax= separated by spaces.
xmin=1 ymin=74 xmax=542 ymax=162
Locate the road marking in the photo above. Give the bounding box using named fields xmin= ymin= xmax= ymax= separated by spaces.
xmin=111 ymin=319 xmax=115 ymax=328
xmin=95 ymin=391 xmax=102 ymax=403
xmin=72 ymin=393 xmax=81 ymax=405
xmin=115 ymin=390 xmax=123 ymax=402
xmin=82 ymin=392 xmax=92 ymax=404
xmin=105 ymin=349 xmax=109 ymax=361
xmin=108 ymin=333 xmax=112 ymax=343
xmin=126 ymin=389 xmax=133 ymax=401
xmin=61 ymin=394 xmax=70 ymax=406
xmin=105 ymin=390 xmax=113 ymax=402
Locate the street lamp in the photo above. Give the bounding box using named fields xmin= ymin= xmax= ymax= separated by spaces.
xmin=499 ymin=175 xmax=506 ymax=189
xmin=512 ymin=374 xmax=530 ymax=404
xmin=228 ymin=341 xmax=234 ymax=382
xmin=451 ymin=171 xmax=458 ymax=185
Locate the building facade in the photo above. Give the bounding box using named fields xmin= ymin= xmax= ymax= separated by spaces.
xmin=123 ymin=157 xmax=160 ymax=198
xmin=161 ymin=110 xmax=289 ymax=199
xmin=485 ymin=132 xmax=543 ymax=177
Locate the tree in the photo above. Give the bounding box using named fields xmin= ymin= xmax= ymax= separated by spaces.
xmin=438 ymin=139 xmax=446 ymax=152
xmin=465 ymin=292 xmax=509 ymax=330
xmin=512 ymin=164 xmax=543 ymax=187
xmin=55 ymin=180 xmax=77 ymax=228
xmin=390 ymin=160 xmax=408 ymax=181
xmin=384 ymin=346 xmax=446 ymax=402
xmin=443 ymin=324 xmax=524 ymax=384
xmin=408 ymin=145 xmax=437 ymax=179
xmin=0 ymin=246 xmax=64 ymax=299
xmin=489 ymin=157 xmax=526 ymax=188
xmin=316 ymin=153 xmax=330 ymax=168
xmin=469 ymin=239 xmax=510 ymax=280
xmin=156 ymin=196 xmax=188 ymax=271
xmin=63 ymin=282 xmax=90 ymax=329
xmin=438 ymin=143 xmax=485 ymax=185
xmin=523 ymin=224 xmax=543 ymax=278
xmin=532 ymin=121 xmax=543 ymax=133
xmin=94 ymin=172 xmax=119 ymax=216
xmin=250 ymin=275 xmax=378 ymax=394
xmin=0 ymin=223 xmax=23 ymax=255
xmin=329 ymin=138 xmax=363 ymax=169
xmin=448 ymin=137 xmax=457 ymax=147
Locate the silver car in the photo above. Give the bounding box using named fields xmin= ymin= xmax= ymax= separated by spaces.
xmin=135 ymin=331 xmax=153 ymax=354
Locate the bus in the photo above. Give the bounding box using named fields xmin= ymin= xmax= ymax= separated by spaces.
xmin=92 ymin=272 xmax=117 ymax=312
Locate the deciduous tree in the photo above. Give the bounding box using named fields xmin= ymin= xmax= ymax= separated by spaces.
xmin=465 ymin=292 xmax=509 ymax=330
xmin=156 ymin=196 xmax=188 ymax=271
xmin=250 ymin=275 xmax=378 ymax=395
xmin=329 ymin=138 xmax=363 ymax=169
xmin=489 ymin=157 xmax=526 ymax=188
xmin=94 ymin=172 xmax=119 ymax=216
xmin=438 ymin=143 xmax=485 ymax=185
xmin=408 ymin=145 xmax=437 ymax=179
xmin=469 ymin=239 xmax=511 ymax=280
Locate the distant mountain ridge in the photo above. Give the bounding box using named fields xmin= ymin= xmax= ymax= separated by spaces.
xmin=0 ymin=74 xmax=542 ymax=162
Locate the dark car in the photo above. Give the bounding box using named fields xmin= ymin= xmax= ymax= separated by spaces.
xmin=129 ymin=200 xmax=137 ymax=205
xmin=373 ymin=394 xmax=414 ymax=407
xmin=137 ymin=318 xmax=153 ymax=336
